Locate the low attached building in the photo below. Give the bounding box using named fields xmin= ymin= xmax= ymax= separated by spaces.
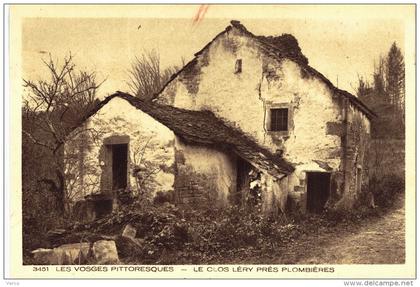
xmin=65 ymin=92 xmax=294 ymax=219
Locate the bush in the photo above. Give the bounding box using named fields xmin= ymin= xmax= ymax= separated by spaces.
xmin=153 ymin=191 xmax=174 ymax=205
xmin=47 ymin=176 xmax=404 ymax=265
xmin=59 ymin=201 xmax=305 ymax=264
xmin=22 ymin=183 xmax=66 ymax=256
xmin=370 ymin=175 xmax=404 ymax=207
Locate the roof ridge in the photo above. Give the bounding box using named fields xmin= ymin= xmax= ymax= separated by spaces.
xmin=155 ymin=20 xmax=375 ymax=118
xmin=68 ymin=91 xmax=295 ymax=177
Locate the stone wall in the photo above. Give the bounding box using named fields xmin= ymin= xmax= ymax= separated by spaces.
xmin=335 ymin=103 xmax=371 ymax=209
xmin=159 ymin=26 xmax=353 ymax=212
xmin=173 ymin=137 xmax=237 ymax=208
xmin=260 ymin=174 xmax=289 ymax=215
xmin=159 ymin=27 xmax=343 ymax=167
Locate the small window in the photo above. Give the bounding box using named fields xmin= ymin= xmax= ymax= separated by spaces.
xmin=270 ymin=108 xmax=288 ymax=131
xmin=235 ymin=59 xmax=242 ymax=73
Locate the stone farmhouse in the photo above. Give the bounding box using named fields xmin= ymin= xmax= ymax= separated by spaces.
xmin=65 ymin=21 xmax=374 ymax=220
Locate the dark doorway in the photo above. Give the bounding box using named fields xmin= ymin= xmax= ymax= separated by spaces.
xmin=235 ymin=157 xmax=252 ymax=205
xmin=306 ymin=172 xmax=331 ymax=213
xmin=112 ymin=144 xmax=128 ymax=190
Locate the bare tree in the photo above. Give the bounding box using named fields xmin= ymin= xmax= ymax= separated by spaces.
xmin=22 ymin=53 xmax=104 ymax=214
xmin=127 ymin=50 xmax=181 ymax=100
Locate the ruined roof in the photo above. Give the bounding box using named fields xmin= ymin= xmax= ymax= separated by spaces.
xmin=156 ymin=20 xmax=375 ymax=119
xmin=78 ymin=92 xmax=294 ymax=177
xmin=256 ymin=33 xmax=309 ymax=65
xmin=225 ymin=20 xmax=310 ymax=66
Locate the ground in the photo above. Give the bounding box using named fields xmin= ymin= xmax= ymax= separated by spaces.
xmin=26 ymin=193 xmax=405 ymax=265
xmin=297 ymin=195 xmax=405 ymax=264
xmin=217 ymin=194 xmax=405 ymax=265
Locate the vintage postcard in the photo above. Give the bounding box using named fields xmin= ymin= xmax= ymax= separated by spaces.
xmin=4 ymin=4 xmax=416 ymax=280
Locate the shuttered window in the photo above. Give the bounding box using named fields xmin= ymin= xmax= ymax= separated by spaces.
xmin=270 ymin=108 xmax=288 ymax=131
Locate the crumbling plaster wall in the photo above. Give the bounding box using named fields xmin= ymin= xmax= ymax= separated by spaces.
xmin=174 ymin=137 xmax=237 ymax=208
xmin=336 ymin=104 xmax=371 ymax=209
xmin=260 ymin=174 xmax=289 ymax=215
xmin=64 ymin=97 xmax=175 ymax=203
xmin=159 ymin=28 xmax=347 ymax=209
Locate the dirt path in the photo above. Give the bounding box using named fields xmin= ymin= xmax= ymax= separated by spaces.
xmin=297 ymin=197 xmax=405 ymax=264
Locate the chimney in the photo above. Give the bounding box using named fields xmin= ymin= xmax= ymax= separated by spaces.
xmin=230 ymin=20 xmax=241 ymax=27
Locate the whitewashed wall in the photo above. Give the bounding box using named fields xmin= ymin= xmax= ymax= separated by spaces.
xmin=64 ymin=97 xmax=175 ymax=202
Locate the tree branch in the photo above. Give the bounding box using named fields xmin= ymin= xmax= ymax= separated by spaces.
xmin=22 ymin=129 xmax=55 ymax=151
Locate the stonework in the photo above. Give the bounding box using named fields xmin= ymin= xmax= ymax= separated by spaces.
xmin=337 ymin=104 xmax=371 ymax=209
xmin=174 ymin=137 xmax=237 ymax=208
xmin=158 ymin=21 xmax=373 ymax=212
xmin=64 ymin=21 xmax=373 ymax=217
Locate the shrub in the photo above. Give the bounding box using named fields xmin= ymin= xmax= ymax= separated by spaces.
xmin=22 ymin=183 xmax=66 ymax=256
xmin=46 ymin=176 xmax=403 ymax=265
xmin=153 ymin=191 xmax=174 ymax=205
xmin=370 ymin=175 xmax=404 ymax=207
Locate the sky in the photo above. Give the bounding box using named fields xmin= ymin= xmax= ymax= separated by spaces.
xmin=21 ymin=5 xmax=408 ymax=98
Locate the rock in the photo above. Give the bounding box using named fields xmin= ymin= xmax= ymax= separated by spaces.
xmin=31 ymin=248 xmax=58 ymax=265
xmin=115 ymin=236 xmax=144 ymax=259
xmin=92 ymin=240 xmax=119 ymax=264
xmin=121 ymin=224 xmax=136 ymax=238
xmin=54 ymin=242 xmax=91 ymax=265
xmin=31 ymin=242 xmax=91 ymax=265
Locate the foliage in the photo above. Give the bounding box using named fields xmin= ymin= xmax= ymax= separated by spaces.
xmin=23 ymin=53 xmax=103 ymax=212
xmin=369 ymin=175 xmax=404 ymax=208
xmin=130 ymin=135 xmax=173 ymax=202
xmin=22 ymin=54 xmax=103 ymax=255
xmin=64 ymin=127 xmax=105 ymax=203
xmin=153 ymin=191 xmax=174 ymax=205
xmin=27 ymin=181 xmax=404 ymax=265
xmin=22 ymin=182 xmax=65 ymax=255
xmin=357 ymin=42 xmax=405 ymax=139
xmin=51 ymin=202 xmax=315 ymax=264
xmin=386 ymin=43 xmax=405 ymax=113
xmin=23 ymin=53 xmax=102 ymax=146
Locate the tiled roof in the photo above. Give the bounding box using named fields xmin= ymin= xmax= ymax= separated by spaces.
xmin=78 ymin=92 xmax=294 ymax=177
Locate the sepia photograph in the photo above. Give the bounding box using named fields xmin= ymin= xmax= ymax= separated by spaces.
xmin=4 ymin=3 xmax=416 ymax=280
